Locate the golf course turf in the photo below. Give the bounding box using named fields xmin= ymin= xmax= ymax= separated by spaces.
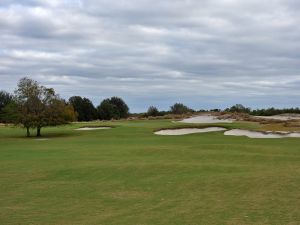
xmin=0 ymin=120 xmax=300 ymax=225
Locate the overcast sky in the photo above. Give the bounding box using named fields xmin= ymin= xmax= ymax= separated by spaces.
xmin=0 ymin=0 xmax=299 ymax=112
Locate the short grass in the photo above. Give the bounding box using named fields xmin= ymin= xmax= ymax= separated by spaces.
xmin=0 ymin=120 xmax=300 ymax=225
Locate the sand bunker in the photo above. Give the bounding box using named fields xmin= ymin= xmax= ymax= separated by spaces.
xmin=180 ymin=115 xmax=234 ymax=124
xmin=75 ymin=127 xmax=112 ymax=131
xmin=224 ymin=129 xmax=300 ymax=138
xmin=155 ymin=127 xmax=227 ymax=136
xmin=155 ymin=126 xmax=300 ymax=138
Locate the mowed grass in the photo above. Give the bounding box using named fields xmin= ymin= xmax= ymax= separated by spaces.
xmin=0 ymin=120 xmax=300 ymax=225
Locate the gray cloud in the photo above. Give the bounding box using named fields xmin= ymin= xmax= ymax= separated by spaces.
xmin=0 ymin=0 xmax=300 ymax=112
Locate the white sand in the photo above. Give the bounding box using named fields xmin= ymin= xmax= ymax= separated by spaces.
xmin=224 ymin=129 xmax=300 ymax=138
xmin=154 ymin=127 xmax=227 ymax=136
xmin=179 ymin=115 xmax=234 ymax=124
xmin=75 ymin=127 xmax=112 ymax=131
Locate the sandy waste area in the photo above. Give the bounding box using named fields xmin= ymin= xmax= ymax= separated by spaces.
xmin=179 ymin=115 xmax=234 ymax=124
xmin=155 ymin=127 xmax=227 ymax=135
xmin=254 ymin=114 xmax=300 ymax=121
xmin=224 ymin=129 xmax=300 ymax=138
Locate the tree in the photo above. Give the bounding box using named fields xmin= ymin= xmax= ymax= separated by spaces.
xmin=5 ymin=77 xmax=77 ymax=137
xmin=0 ymin=91 xmax=13 ymax=122
xmin=43 ymin=99 xmax=77 ymax=129
xmin=1 ymin=101 xmax=22 ymax=125
xmin=12 ymin=78 xmax=42 ymax=136
xmin=108 ymin=97 xmax=129 ymax=118
xmin=0 ymin=90 xmax=13 ymax=112
xmin=97 ymin=97 xmax=129 ymax=120
xmin=170 ymin=103 xmax=193 ymax=114
xmin=97 ymin=100 xmax=119 ymax=120
xmin=226 ymin=104 xmax=251 ymax=113
xmin=69 ymin=96 xmax=97 ymax=121
xmin=147 ymin=106 xmax=159 ymax=117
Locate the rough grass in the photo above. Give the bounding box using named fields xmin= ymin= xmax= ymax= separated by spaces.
xmin=0 ymin=120 xmax=300 ymax=225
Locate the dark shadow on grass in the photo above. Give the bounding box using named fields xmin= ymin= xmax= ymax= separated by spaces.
xmin=0 ymin=123 xmax=118 ymax=140
xmin=1 ymin=127 xmax=82 ymax=139
xmin=77 ymin=125 xmax=116 ymax=129
xmin=4 ymin=132 xmax=82 ymax=139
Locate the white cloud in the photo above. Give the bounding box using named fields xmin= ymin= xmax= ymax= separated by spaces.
xmin=0 ymin=0 xmax=300 ymax=111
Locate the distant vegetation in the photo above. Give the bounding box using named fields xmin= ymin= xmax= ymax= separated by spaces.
xmin=170 ymin=103 xmax=194 ymax=114
xmin=225 ymin=104 xmax=251 ymax=114
xmin=69 ymin=96 xmax=97 ymax=121
xmin=97 ymin=97 xmax=129 ymax=120
xmin=250 ymin=107 xmax=300 ymax=116
xmin=0 ymin=78 xmax=76 ymax=137
xmin=0 ymin=91 xmax=13 ymax=112
xmin=142 ymin=103 xmax=300 ymax=118
xmin=0 ymin=78 xmax=130 ymax=136
xmin=68 ymin=96 xmax=129 ymax=121
xmin=146 ymin=106 xmax=160 ymax=117
xmin=1 ymin=78 xmax=300 ymax=136
xmin=225 ymin=104 xmax=300 ymax=116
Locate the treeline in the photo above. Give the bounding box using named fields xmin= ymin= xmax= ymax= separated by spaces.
xmin=224 ymin=104 xmax=300 ymax=116
xmin=250 ymin=107 xmax=300 ymax=116
xmin=144 ymin=103 xmax=300 ymax=117
xmin=142 ymin=103 xmax=195 ymax=117
xmin=144 ymin=103 xmax=217 ymax=117
xmin=1 ymin=78 xmax=299 ymax=136
xmin=0 ymin=77 xmax=130 ymax=136
xmin=0 ymin=78 xmax=77 ymax=137
xmin=68 ymin=96 xmax=129 ymax=121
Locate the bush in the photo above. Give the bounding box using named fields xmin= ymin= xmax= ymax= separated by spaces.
xmin=147 ymin=106 xmax=159 ymax=117
xmin=225 ymin=104 xmax=251 ymax=113
xmin=170 ymin=103 xmax=193 ymax=114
